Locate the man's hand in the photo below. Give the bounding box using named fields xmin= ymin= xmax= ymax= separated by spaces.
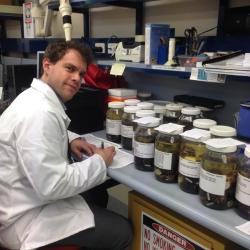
xmin=70 ymin=138 xmax=97 ymax=161
xmin=94 ymin=146 xmax=116 ymax=167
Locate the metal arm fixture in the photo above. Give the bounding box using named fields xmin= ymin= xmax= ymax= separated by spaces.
xmin=31 ymin=0 xmax=72 ymax=41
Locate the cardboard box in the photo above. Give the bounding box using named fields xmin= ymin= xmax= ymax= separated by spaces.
xmin=23 ymin=2 xmax=35 ymax=38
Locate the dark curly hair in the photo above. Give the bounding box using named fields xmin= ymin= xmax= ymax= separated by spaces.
xmin=43 ymin=40 xmax=93 ymax=66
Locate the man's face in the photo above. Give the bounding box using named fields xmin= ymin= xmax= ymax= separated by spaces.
xmin=42 ymin=49 xmax=87 ymax=102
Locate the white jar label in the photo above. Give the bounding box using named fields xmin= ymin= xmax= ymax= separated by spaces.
xmin=179 ymin=157 xmax=201 ymax=178
xmin=134 ymin=141 xmax=154 ymax=158
xmin=199 ymin=168 xmax=226 ymax=196
xmin=106 ymin=119 xmax=121 ymax=135
xmin=154 ymin=148 xmax=172 ymax=170
xmin=236 ymin=173 xmax=250 ymax=206
xmin=121 ymin=125 xmax=133 ymax=138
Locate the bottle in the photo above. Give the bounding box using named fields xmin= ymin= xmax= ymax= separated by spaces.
xmin=178 ymin=129 xmax=211 ymax=194
xmin=193 ymin=119 xmax=217 ymax=130
xmin=154 ymin=123 xmax=183 ymax=183
xmin=106 ymin=101 xmax=124 ymax=143
xmin=134 ymin=109 xmax=156 ymax=131
xmin=178 ymin=107 xmax=201 ymax=131
xmin=121 ymin=106 xmax=139 ymax=150
xmin=137 ymin=91 xmax=152 ymax=101
xmin=134 ymin=117 xmax=160 ymax=171
xmin=235 ymin=146 xmax=250 ymax=219
xmin=200 ymin=140 xmax=238 ymax=210
xmin=154 ymin=105 xmax=166 ymax=124
xmin=195 ymin=106 xmax=214 ymax=119
xmin=164 ymin=103 xmax=183 ymax=123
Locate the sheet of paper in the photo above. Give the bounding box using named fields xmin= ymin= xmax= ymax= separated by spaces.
xmin=236 ymin=221 xmax=250 ymax=235
xmin=110 ymin=63 xmax=126 ymax=76
xmin=205 ymin=138 xmax=245 ymax=149
xmin=109 ymin=149 xmax=134 ymax=169
xmin=155 ymin=123 xmax=184 ymax=134
xmin=83 ymin=133 xmax=121 ymax=149
xmin=180 ymin=128 xmax=210 ymax=140
xmin=82 ymin=133 xmax=134 ymax=169
xmin=0 ymin=87 xmax=3 ymax=100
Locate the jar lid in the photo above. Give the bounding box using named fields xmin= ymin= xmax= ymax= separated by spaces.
xmin=137 ymin=91 xmax=152 ymax=98
xmin=166 ymin=103 xmax=183 ymax=111
xmin=210 ymin=125 xmax=236 ymax=137
xmin=244 ymin=146 xmax=250 ymax=158
xmin=181 ymin=107 xmax=201 ymax=115
xmin=124 ymin=99 xmax=140 ymax=106
xmin=154 ymin=105 xmax=166 ymax=114
xmin=195 ymin=106 xmax=213 ymax=112
xmin=193 ymin=119 xmax=217 ymax=129
xmin=108 ymin=101 xmax=125 ymax=108
xmin=136 ymin=109 xmax=156 ymax=118
xmin=137 ymin=102 xmax=154 ymax=110
xmin=206 ymin=144 xmax=237 ymax=153
xmin=124 ymin=106 xmax=139 ymax=114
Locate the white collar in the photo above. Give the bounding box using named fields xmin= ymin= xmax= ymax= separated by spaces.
xmin=31 ymin=78 xmax=70 ymax=125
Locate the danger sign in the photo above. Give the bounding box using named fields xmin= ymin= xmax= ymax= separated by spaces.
xmin=141 ymin=212 xmax=209 ymax=250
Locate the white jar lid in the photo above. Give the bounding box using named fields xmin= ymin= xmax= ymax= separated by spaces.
xmin=154 ymin=105 xmax=166 ymax=114
xmin=193 ymin=119 xmax=217 ymax=129
xmin=137 ymin=102 xmax=154 ymax=110
xmin=108 ymin=101 xmax=125 ymax=108
xmin=181 ymin=107 xmax=201 ymax=115
xmin=124 ymin=106 xmax=139 ymax=114
xmin=124 ymin=99 xmax=140 ymax=106
xmin=210 ymin=125 xmax=236 ymax=137
xmin=206 ymin=144 xmax=237 ymax=153
xmin=136 ymin=109 xmax=156 ymax=118
xmin=195 ymin=106 xmax=213 ymax=112
xmin=137 ymin=91 xmax=152 ymax=98
xmin=166 ymin=103 xmax=183 ymax=111
xmin=244 ymin=146 xmax=250 ymax=158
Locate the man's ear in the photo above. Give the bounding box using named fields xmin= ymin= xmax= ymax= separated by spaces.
xmin=42 ymin=58 xmax=52 ymax=74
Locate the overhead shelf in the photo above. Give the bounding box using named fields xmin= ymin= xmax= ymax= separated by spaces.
xmin=97 ymin=60 xmax=191 ymax=78
xmin=98 ymin=60 xmax=250 ymax=80
xmin=0 ymin=5 xmax=22 ymax=18
xmin=204 ymin=68 xmax=250 ymax=77
xmin=48 ymin=0 xmax=145 ymax=37
xmin=49 ymin=0 xmax=150 ymax=10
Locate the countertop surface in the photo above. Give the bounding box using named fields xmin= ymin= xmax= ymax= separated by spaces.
xmin=93 ymin=130 xmax=250 ymax=249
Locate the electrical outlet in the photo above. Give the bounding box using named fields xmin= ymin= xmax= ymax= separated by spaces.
xmin=108 ymin=43 xmax=118 ymax=55
xmin=94 ymin=43 xmax=105 ymax=53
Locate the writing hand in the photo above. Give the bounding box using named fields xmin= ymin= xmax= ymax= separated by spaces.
xmin=94 ymin=146 xmax=116 ymax=167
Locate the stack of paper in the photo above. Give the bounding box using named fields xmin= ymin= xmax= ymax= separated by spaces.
xmin=203 ymin=54 xmax=250 ymax=77
xmin=243 ymin=53 xmax=250 ymax=67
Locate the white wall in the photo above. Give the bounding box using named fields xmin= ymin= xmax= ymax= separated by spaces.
xmin=5 ymin=0 xmax=250 ymax=39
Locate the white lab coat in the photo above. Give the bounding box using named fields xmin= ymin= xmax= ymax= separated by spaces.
xmin=0 ymin=79 xmax=107 ymax=250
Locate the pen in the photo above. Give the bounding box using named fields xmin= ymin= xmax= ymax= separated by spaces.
xmin=101 ymin=141 xmax=104 ymax=149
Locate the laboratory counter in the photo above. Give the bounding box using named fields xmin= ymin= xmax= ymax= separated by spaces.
xmin=92 ymin=130 xmax=250 ymax=249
